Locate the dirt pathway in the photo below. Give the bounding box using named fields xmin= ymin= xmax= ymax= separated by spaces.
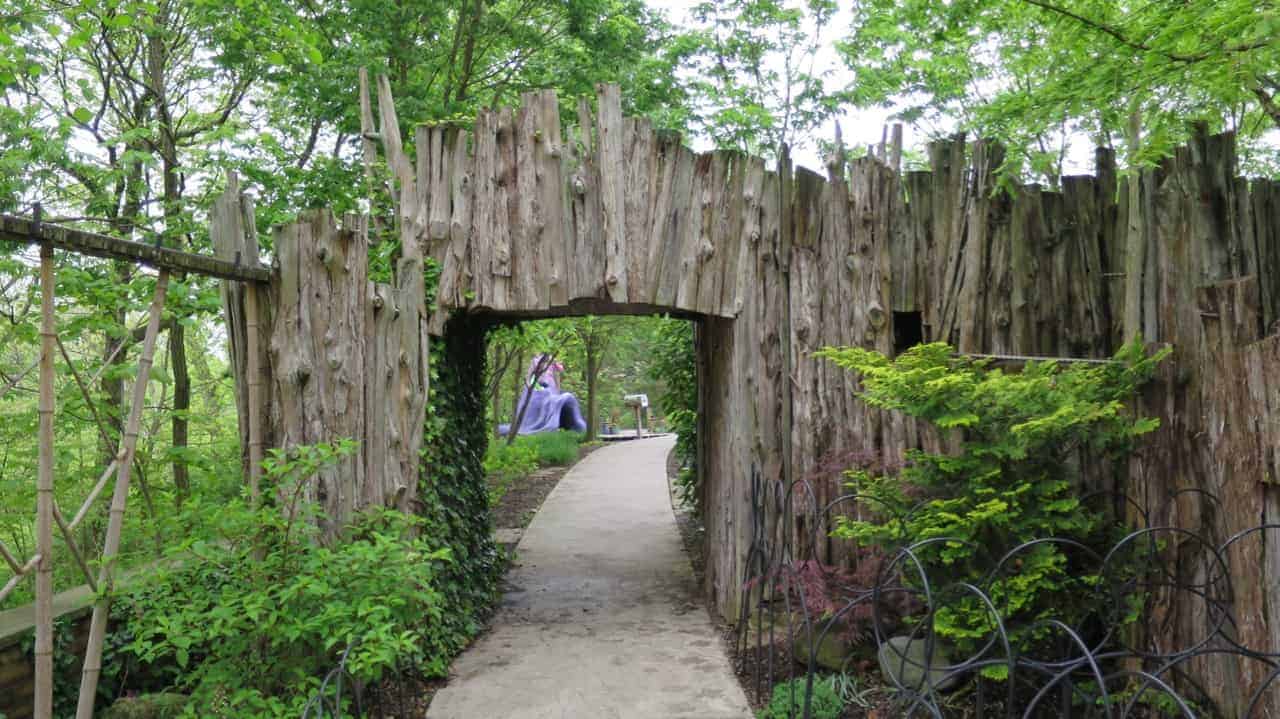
xmin=427 ymin=435 xmax=752 ymax=719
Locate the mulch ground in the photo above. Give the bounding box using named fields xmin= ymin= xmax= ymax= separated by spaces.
xmin=488 ymin=442 xmax=603 ymax=530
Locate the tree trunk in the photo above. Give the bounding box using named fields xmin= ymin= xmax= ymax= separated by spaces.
xmin=145 ymin=7 xmax=192 ymax=507
xmin=169 ymin=322 xmax=189 ymax=505
xmin=585 ymin=348 xmax=598 ymax=438
xmin=508 ymin=350 xmax=525 ymax=435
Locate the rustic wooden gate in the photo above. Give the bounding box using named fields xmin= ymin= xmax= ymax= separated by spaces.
xmin=0 ymin=211 xmax=271 ymax=718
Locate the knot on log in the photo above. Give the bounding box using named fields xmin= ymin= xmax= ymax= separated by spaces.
xmin=389 ymin=485 xmax=407 ymax=508
xmin=606 ymin=274 xmax=619 ymax=286
xmin=293 ymin=363 xmax=312 ymax=386
xmin=372 ymin=294 xmax=385 ymax=310
xmin=868 ymin=304 xmax=886 ymax=330
xmin=573 ymin=177 xmax=586 ymax=195
xmin=845 ymin=254 xmax=857 ymax=272
xmin=749 ymin=230 xmax=761 ymax=245
xmin=698 ymin=239 xmax=715 ymax=263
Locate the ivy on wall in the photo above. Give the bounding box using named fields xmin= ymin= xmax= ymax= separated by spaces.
xmin=418 ymin=314 xmax=504 ymax=651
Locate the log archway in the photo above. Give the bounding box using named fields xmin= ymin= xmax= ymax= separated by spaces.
xmin=218 ymin=74 xmax=897 ymax=621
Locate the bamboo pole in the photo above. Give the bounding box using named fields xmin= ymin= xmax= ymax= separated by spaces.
xmin=35 ymin=235 xmax=55 ymax=719
xmin=245 ymin=282 xmax=263 ymax=504
xmin=0 ymin=554 xmax=40 ymax=603
xmin=238 ymin=185 xmax=264 ymax=505
xmin=68 ymin=460 xmax=118 ymax=530
xmin=75 ymin=269 xmax=170 ymax=719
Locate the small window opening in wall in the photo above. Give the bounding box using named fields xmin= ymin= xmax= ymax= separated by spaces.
xmin=893 ymin=311 xmax=923 ymax=355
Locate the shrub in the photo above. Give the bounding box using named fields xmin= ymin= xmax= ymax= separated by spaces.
xmin=648 ymin=320 xmax=698 ymax=512
xmin=758 ymin=676 xmax=845 ymax=719
xmin=816 ymin=341 xmax=1166 ymax=674
xmin=114 ymin=441 xmax=466 ymax=717
xmin=483 ymin=440 xmax=539 ymax=504
xmin=518 ymin=430 xmax=580 ymax=467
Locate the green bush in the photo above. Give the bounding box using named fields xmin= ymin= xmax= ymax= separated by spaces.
xmin=758 ymin=676 xmax=845 ymax=719
xmin=114 ymin=441 xmax=466 ymax=717
xmin=483 ymin=440 xmax=539 ymax=504
xmin=516 ymin=430 xmax=581 ymax=467
xmin=817 ymin=341 xmax=1166 ymax=675
xmin=648 ymin=320 xmax=698 ymax=512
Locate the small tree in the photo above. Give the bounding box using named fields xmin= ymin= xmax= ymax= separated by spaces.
xmin=817 ymin=341 xmax=1167 ymax=672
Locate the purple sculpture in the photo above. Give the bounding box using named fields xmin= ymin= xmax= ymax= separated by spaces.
xmin=498 ymin=355 xmax=588 ymax=436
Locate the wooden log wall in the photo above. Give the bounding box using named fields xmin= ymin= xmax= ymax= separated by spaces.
xmin=228 ymin=78 xmax=1280 ymax=710
xmin=214 ymin=184 xmax=428 ymax=535
xmin=883 ymin=127 xmax=1280 ymax=715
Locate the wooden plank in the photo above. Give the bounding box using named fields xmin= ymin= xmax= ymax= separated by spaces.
xmin=956 ymin=139 xmax=1002 ymax=353
xmin=644 ymin=130 xmax=679 ymax=304
xmin=652 ymin=141 xmax=694 ymax=308
xmin=1008 ymin=186 xmax=1039 ymax=353
xmin=570 ymin=98 xmax=605 ymax=300
xmin=513 ymin=94 xmax=542 ymax=310
xmin=596 ymin=83 xmax=628 ymax=302
xmin=1256 ymin=181 xmax=1280 ymax=330
xmin=375 ymin=75 xmax=421 ymax=251
xmin=491 ymin=106 xmax=516 ymax=311
xmin=0 ymin=216 xmax=269 ymax=282
xmin=425 ymin=125 xmax=452 ymax=245
xmin=1062 ymin=175 xmax=1109 ymax=356
xmin=470 ymin=110 xmax=497 ymax=310
xmin=624 ymin=117 xmax=654 ymax=303
xmin=715 ymin=153 xmax=751 ymax=317
xmin=729 ymin=156 xmax=766 ymax=315
xmin=675 ymin=153 xmax=713 ymax=311
xmin=930 ymin=136 xmax=967 ymax=346
xmin=435 ymin=127 xmax=473 ymax=320
xmin=696 ymin=151 xmax=732 ymax=316
xmin=536 ymin=90 xmax=569 ymax=308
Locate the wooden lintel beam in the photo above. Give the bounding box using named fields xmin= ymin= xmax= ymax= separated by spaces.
xmin=0 ymin=215 xmax=271 ymax=283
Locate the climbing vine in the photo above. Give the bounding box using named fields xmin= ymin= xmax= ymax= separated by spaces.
xmin=418 ymin=314 xmax=504 ymax=645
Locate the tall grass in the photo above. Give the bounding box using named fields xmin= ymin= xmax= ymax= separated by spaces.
xmin=516 ymin=430 xmax=582 ymax=466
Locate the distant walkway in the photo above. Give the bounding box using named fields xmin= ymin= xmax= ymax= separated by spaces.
xmin=428 ymin=436 xmax=752 ymax=719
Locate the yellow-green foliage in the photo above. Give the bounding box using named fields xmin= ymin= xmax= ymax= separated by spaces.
xmin=816 ymin=341 xmax=1168 ymax=670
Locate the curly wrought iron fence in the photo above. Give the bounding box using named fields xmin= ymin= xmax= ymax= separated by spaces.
xmin=736 ymin=468 xmax=1280 ymax=718
xmin=301 ymin=642 xmax=419 ymax=719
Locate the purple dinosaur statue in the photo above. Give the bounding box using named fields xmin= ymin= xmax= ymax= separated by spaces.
xmin=498 ymin=354 xmax=588 ymax=436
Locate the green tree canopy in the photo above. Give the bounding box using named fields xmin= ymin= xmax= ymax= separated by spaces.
xmin=841 ymin=0 xmax=1280 ymax=178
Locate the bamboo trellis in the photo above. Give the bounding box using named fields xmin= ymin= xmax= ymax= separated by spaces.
xmin=0 ymin=208 xmax=268 ymax=719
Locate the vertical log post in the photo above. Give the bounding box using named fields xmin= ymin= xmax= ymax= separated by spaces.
xmin=34 ymin=213 xmax=55 ymax=719
xmin=76 ymin=270 xmax=170 ymax=719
